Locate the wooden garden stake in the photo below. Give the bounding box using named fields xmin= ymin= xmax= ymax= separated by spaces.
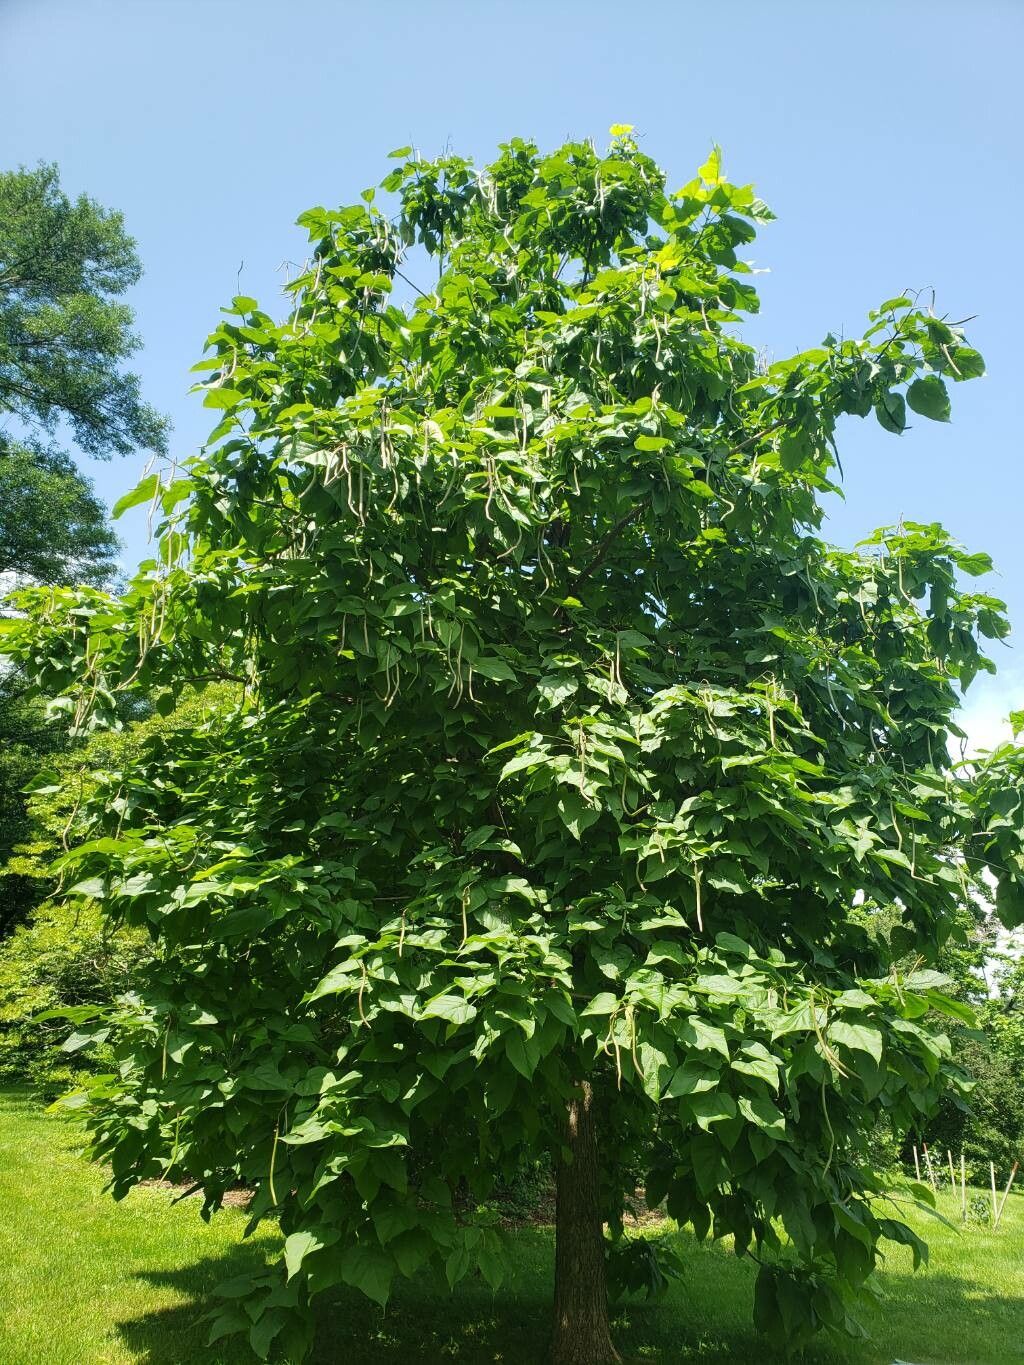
xmin=923 ymin=1143 xmax=937 ymax=1193
xmin=913 ymin=1144 xmax=921 ymax=1182
xmin=960 ymin=1152 xmax=967 ymax=1223
xmin=993 ymin=1161 xmax=1018 ymax=1230
xmin=946 ymin=1149 xmax=956 ymax=1192
xmin=991 ymin=1161 xmax=998 ymax=1223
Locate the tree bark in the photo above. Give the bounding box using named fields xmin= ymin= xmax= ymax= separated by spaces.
xmin=550 ymin=1081 xmax=620 ymax=1365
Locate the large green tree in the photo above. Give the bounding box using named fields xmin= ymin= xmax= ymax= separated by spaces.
xmin=4 ymin=134 xmax=1023 ymax=1362
xmin=0 ymin=163 xmax=166 ymax=930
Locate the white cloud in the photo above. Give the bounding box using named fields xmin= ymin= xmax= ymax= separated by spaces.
xmin=955 ymin=666 xmax=1023 ymax=756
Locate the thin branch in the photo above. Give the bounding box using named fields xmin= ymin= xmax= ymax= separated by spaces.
xmin=569 ymin=501 xmax=647 ymax=591
xmin=730 ymin=414 xmax=791 ymax=455
xmin=394 ymin=268 xmax=431 ymax=301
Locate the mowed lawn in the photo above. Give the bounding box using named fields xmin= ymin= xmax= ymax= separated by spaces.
xmin=2 ymin=1089 xmax=1023 ymax=1364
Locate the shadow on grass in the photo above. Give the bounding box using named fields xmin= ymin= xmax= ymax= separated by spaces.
xmin=113 ymin=1227 xmax=1024 ymax=1365
xmin=115 ymin=1229 xmax=551 ymax=1365
xmin=112 ymin=1230 xmax=760 ymax=1364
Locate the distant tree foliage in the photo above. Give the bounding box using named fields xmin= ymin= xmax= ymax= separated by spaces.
xmin=0 ymin=671 xmax=71 ymax=937
xmin=0 ymin=162 xmax=166 ymax=458
xmin=0 ymin=442 xmax=117 ymax=586
xmin=0 ymin=689 xmax=228 ymax=1090
xmin=922 ymin=926 xmax=1024 ymax=1172
xmin=0 ymin=162 xmax=166 ymax=936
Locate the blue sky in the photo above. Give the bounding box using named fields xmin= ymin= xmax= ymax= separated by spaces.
xmin=1 ymin=0 xmax=1021 ymax=743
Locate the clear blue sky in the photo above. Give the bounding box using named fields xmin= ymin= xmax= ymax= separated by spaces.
xmin=1 ymin=0 xmax=1021 ymax=741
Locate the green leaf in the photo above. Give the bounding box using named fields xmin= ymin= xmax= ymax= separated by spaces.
xmin=477 ymin=1234 xmax=506 ymax=1290
xmin=685 ymin=1090 xmax=737 ymax=1128
xmin=339 ymin=1245 xmax=393 ymax=1306
xmin=875 ymin=391 xmax=907 ymax=433
xmin=420 ymin=993 xmax=476 ymax=1027
xmin=828 ymin=1019 xmax=883 ymax=1064
xmin=111 ymin=474 xmax=159 ymax=520
xmin=537 ymin=675 xmax=577 ymax=709
xmin=505 ymin=1029 xmax=540 ymax=1079
xmin=24 ymin=768 xmax=61 ymax=795
xmin=690 ymin=1133 xmax=724 ymax=1197
xmin=664 ymin=1063 xmax=719 ymax=1099
xmin=738 ymin=1093 xmax=787 ymax=1135
xmin=67 ymin=877 xmax=105 ymax=898
xmin=904 ymin=969 xmax=952 ymax=991
xmin=995 ymin=877 xmax=1024 ymax=929
xmin=249 ymin=1311 xmax=284 ymax=1360
xmin=924 ymin=990 xmax=976 ymax=1026
xmin=581 ymin=992 xmax=620 ymax=1018
xmin=472 ymin=657 xmax=517 ymax=682
xmin=499 ymin=749 xmax=545 ymax=781
xmin=948 ymin=346 xmax=985 ymax=379
xmin=731 ymin=1044 xmax=781 ymax=1088
xmin=61 ymin=1027 xmax=108 ymax=1053
xmin=907 ymin=376 xmax=950 ymax=422
xmin=679 ymin=1016 xmax=730 ymax=1059
xmin=202 ymin=386 xmax=245 ymax=410
xmin=907 ymin=1180 xmax=936 ymax=1207
xmin=878 ymin=1217 xmax=928 ymax=1270
xmin=695 ymin=974 xmax=747 ymax=999
xmin=284 ymin=1229 xmax=336 ymax=1279
xmin=698 ymin=146 xmax=723 ymax=184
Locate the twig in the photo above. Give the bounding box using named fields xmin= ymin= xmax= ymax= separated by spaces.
xmin=730 ymin=414 xmax=792 ymax=455
xmin=394 ymin=267 xmax=430 ymax=301
xmin=170 ymin=1182 xmax=203 ymax=1205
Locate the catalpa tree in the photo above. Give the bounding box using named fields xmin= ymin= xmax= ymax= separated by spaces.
xmin=6 ymin=132 xmax=1024 ymax=1362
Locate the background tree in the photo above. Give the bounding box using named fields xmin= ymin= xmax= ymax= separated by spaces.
xmin=4 ymin=134 xmax=1023 ymax=1363
xmin=0 ymin=442 xmax=118 ymax=586
xmin=864 ymin=889 xmax=1024 ymax=1176
xmin=0 ymin=162 xmax=167 ymax=933
xmin=0 ymin=162 xmax=166 ymax=456
xmin=918 ymin=767 xmax=1024 ymax=1176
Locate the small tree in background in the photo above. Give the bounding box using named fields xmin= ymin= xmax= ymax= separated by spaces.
xmin=5 ymin=133 xmax=1024 ymax=1362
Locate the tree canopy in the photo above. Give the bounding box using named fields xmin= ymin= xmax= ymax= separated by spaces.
xmin=0 ymin=162 xmax=166 ymax=458
xmin=0 ymin=442 xmax=117 ymax=586
xmin=4 ymin=132 xmax=1023 ymax=1362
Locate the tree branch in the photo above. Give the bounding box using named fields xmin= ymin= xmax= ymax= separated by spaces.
xmin=569 ymin=500 xmax=647 ymax=592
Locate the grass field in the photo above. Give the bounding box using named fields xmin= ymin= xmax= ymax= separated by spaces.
xmin=2 ymin=1088 xmax=1022 ymax=1364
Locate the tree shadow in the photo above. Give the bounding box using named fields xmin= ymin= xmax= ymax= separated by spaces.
xmin=114 ymin=1229 xmax=556 ymax=1365
xmin=112 ymin=1230 xmax=1024 ymax=1365
xmin=113 ymin=1240 xmax=277 ymax=1365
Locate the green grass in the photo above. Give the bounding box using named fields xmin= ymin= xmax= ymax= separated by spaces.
xmin=2 ymin=1088 xmax=1022 ymax=1364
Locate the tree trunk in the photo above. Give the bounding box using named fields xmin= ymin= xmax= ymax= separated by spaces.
xmin=550 ymin=1081 xmax=621 ymax=1365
